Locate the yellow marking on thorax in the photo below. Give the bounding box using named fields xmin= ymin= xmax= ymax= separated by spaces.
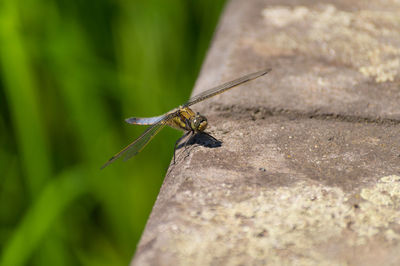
xmin=166 ymin=107 xmax=196 ymax=131
xmin=179 ymin=107 xmax=196 ymax=119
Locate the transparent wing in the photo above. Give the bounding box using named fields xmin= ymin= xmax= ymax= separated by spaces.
xmin=184 ymin=68 xmax=271 ymax=107
xmin=123 ymin=122 xmax=166 ymax=161
xmin=101 ymin=120 xmax=166 ymax=169
xmin=125 ymin=115 xmax=165 ymax=125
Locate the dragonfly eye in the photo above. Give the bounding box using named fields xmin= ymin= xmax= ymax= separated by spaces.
xmin=192 ymin=114 xmax=207 ymax=132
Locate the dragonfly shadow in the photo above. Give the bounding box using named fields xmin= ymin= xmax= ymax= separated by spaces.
xmin=172 ymin=132 xmax=222 ymax=165
xmin=167 ymin=133 xmax=218 ymax=174
xmin=177 ymin=132 xmax=222 ymax=150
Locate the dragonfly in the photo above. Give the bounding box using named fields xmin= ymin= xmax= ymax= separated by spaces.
xmin=101 ymin=68 xmax=271 ymax=169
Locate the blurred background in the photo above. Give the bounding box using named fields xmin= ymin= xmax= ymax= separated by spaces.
xmin=0 ymin=0 xmax=225 ymax=265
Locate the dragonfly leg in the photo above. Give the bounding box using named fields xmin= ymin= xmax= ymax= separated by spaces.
xmin=174 ymin=131 xmax=191 ymax=164
xmin=183 ymin=131 xmax=195 ymax=151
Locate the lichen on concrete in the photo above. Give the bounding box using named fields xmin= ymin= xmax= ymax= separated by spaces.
xmin=261 ymin=4 xmax=400 ymax=82
xmin=140 ymin=175 xmax=400 ymax=265
xmin=356 ymin=175 xmax=400 ymax=243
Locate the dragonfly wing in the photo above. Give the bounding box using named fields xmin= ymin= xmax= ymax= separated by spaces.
xmin=123 ymin=122 xmax=166 ymax=161
xmin=101 ymin=122 xmax=166 ymax=169
xmin=184 ymin=69 xmax=271 ymax=107
xmin=125 ymin=115 xmax=165 ymax=125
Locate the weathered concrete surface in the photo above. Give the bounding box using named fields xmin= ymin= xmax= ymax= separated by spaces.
xmin=132 ymin=0 xmax=400 ymax=265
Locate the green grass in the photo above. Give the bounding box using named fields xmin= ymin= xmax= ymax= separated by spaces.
xmin=0 ymin=0 xmax=225 ymax=265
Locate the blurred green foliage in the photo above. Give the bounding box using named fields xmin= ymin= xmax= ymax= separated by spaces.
xmin=0 ymin=0 xmax=225 ymax=265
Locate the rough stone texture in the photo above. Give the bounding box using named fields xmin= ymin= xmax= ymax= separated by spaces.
xmin=132 ymin=0 xmax=400 ymax=265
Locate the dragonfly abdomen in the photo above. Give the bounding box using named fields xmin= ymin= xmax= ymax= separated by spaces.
xmin=125 ymin=115 xmax=165 ymax=125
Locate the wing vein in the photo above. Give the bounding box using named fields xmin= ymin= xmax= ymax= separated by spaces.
xmin=101 ymin=114 xmax=176 ymax=169
xmin=184 ymin=68 xmax=271 ymax=107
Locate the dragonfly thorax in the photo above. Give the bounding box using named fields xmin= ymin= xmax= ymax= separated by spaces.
xmin=191 ymin=113 xmax=207 ymax=132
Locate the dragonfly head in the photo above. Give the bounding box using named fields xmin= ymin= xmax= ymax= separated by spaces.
xmin=191 ymin=113 xmax=207 ymax=132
